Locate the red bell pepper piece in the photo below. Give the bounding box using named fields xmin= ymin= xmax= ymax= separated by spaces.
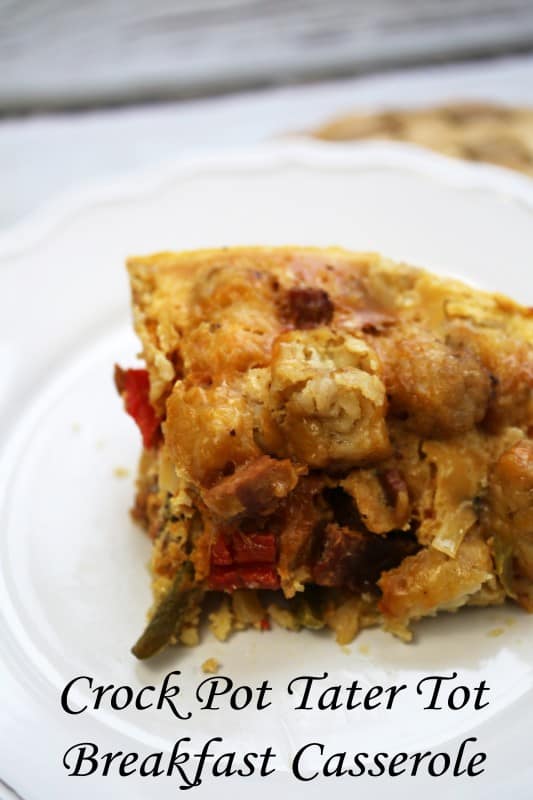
xmin=208 ymin=564 xmax=280 ymax=591
xmin=211 ymin=535 xmax=233 ymax=566
xmin=233 ymin=564 xmax=280 ymax=589
xmin=232 ymin=532 xmax=277 ymax=564
xmin=208 ymin=532 xmax=278 ymax=590
xmin=119 ymin=368 xmax=161 ymax=449
xmin=210 ymin=532 xmax=277 ymax=568
xmin=208 ymin=567 xmax=242 ymax=592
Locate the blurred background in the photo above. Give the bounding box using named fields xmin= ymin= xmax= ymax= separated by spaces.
xmin=2 ymin=0 xmax=533 ymax=229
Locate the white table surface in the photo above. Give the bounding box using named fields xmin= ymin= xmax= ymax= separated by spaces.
xmin=3 ymin=52 xmax=533 ymax=233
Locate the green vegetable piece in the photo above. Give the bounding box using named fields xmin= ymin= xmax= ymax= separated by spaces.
xmin=132 ymin=561 xmax=198 ymax=660
xmin=493 ymin=537 xmax=517 ymax=600
xmin=293 ymin=594 xmax=325 ymax=630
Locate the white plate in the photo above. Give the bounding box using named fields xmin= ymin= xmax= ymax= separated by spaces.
xmin=0 ymin=141 xmax=532 ymax=800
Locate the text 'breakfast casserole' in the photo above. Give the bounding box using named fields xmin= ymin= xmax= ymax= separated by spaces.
xmin=115 ymin=247 xmax=533 ymax=659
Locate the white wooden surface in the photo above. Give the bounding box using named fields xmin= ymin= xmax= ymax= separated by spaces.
xmin=3 ymin=53 xmax=533 ymax=232
xmin=2 ymin=0 xmax=533 ymax=109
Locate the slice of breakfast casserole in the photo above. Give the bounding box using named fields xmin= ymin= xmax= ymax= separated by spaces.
xmin=115 ymin=247 xmax=533 ymax=658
